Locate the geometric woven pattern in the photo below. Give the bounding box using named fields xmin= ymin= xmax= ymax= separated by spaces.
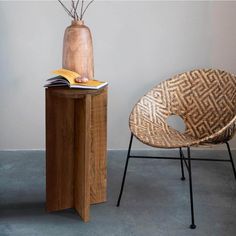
xmin=129 ymin=69 xmax=236 ymax=148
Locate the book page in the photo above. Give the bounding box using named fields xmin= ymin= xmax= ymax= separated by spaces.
xmin=52 ymin=68 xmax=80 ymax=84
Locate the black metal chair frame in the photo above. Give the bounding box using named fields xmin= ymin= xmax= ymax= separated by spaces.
xmin=117 ymin=133 xmax=236 ymax=229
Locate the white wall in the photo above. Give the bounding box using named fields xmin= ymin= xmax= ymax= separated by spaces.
xmin=0 ymin=1 xmax=235 ymax=150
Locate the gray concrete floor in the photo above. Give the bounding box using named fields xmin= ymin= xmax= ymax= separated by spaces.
xmin=0 ymin=149 xmax=236 ymax=236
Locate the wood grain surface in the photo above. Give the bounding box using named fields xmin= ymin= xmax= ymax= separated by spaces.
xmin=46 ymin=90 xmax=74 ymax=211
xmin=90 ymin=88 xmax=107 ymax=204
xmin=46 ymin=87 xmax=107 ymax=222
xmin=74 ymin=95 xmax=91 ymax=222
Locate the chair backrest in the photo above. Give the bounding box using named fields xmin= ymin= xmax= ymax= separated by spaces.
xmin=130 ymin=69 xmax=236 ymax=143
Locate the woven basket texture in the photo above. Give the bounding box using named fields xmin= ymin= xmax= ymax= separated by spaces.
xmin=129 ymin=69 xmax=236 ymax=148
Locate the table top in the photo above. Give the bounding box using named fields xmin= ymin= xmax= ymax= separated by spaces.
xmin=46 ymin=86 xmax=108 ymax=98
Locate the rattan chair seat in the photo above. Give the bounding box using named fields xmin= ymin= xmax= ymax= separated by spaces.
xmin=129 ymin=69 xmax=236 ymax=148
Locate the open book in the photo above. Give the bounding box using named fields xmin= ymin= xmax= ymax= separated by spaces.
xmin=45 ymin=69 xmax=108 ymax=90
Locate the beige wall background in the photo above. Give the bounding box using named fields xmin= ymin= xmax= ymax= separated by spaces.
xmin=0 ymin=1 xmax=235 ymax=150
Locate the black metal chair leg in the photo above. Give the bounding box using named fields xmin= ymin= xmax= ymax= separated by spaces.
xmin=179 ymin=147 xmax=186 ymax=181
xmin=187 ymin=147 xmax=196 ymax=229
xmin=226 ymin=142 xmax=236 ymax=180
xmin=116 ymin=133 xmax=134 ymax=207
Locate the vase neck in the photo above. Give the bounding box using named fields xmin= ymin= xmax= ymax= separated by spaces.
xmin=71 ymin=20 xmax=84 ymax=26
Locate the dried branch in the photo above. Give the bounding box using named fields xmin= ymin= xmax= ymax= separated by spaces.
xmin=58 ymin=0 xmax=74 ymax=18
xmin=70 ymin=1 xmax=74 ymax=18
xmin=71 ymin=0 xmax=77 ymax=20
xmin=81 ymin=0 xmax=94 ymax=20
xmin=71 ymin=0 xmax=75 ymax=13
xmin=58 ymin=0 xmax=94 ymax=21
xmin=75 ymin=0 xmax=80 ymax=20
xmin=80 ymin=0 xmax=84 ymax=20
xmin=75 ymin=0 xmax=80 ymax=11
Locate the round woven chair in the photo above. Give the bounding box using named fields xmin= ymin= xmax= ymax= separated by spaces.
xmin=117 ymin=69 xmax=236 ymax=229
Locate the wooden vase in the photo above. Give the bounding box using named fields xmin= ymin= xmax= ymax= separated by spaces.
xmin=62 ymin=20 xmax=94 ymax=80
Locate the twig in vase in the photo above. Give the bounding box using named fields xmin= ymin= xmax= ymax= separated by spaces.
xmin=81 ymin=0 xmax=94 ymax=20
xmin=75 ymin=0 xmax=80 ymax=11
xmin=80 ymin=0 xmax=84 ymax=20
xmin=57 ymin=0 xmax=94 ymax=21
xmin=71 ymin=0 xmax=79 ymax=20
xmin=75 ymin=0 xmax=80 ymax=19
xmin=58 ymin=0 xmax=74 ymax=18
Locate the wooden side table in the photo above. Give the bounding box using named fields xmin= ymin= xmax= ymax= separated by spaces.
xmin=45 ymin=86 xmax=107 ymax=222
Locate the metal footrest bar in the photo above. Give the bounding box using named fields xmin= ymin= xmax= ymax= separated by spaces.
xmin=129 ymin=155 xmax=231 ymax=162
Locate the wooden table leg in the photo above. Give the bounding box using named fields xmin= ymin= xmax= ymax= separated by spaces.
xmin=74 ymin=95 xmax=91 ymax=222
xmin=46 ymin=90 xmax=74 ymax=212
xmin=46 ymin=88 xmax=107 ymax=222
xmin=90 ymin=89 xmax=107 ymax=204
